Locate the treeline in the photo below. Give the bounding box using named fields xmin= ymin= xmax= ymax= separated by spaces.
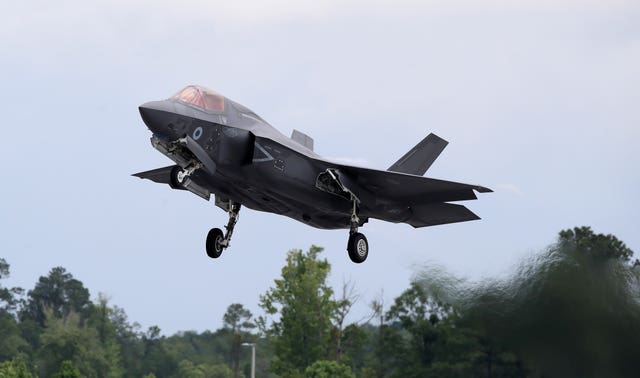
xmin=1 ymin=226 xmax=638 ymax=377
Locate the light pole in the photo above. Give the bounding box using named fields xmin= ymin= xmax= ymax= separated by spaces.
xmin=241 ymin=342 xmax=255 ymax=378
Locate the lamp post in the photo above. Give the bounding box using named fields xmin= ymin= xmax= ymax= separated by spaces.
xmin=241 ymin=342 xmax=256 ymax=378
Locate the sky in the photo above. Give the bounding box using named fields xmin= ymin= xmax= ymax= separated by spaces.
xmin=1 ymin=0 xmax=639 ymax=334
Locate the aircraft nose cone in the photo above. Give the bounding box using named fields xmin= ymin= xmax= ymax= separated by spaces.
xmin=139 ymin=101 xmax=177 ymax=140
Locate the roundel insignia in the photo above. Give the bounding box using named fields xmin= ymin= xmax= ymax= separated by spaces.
xmin=193 ymin=126 xmax=203 ymax=140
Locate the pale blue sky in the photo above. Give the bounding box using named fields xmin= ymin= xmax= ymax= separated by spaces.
xmin=1 ymin=0 xmax=638 ymax=334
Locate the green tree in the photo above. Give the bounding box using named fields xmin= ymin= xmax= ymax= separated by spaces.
xmin=223 ymin=304 xmax=255 ymax=334
xmin=0 ymin=356 xmax=34 ymax=378
xmin=175 ymin=360 xmax=204 ymax=378
xmin=18 ymin=267 xmax=93 ymax=356
xmin=0 ymin=258 xmax=28 ymax=361
xmin=110 ymin=305 xmax=144 ymax=376
xmin=559 ymin=226 xmax=634 ymax=261
xmin=385 ymin=281 xmax=448 ymax=376
xmin=176 ymin=360 xmax=233 ymax=378
xmin=339 ymin=324 xmax=368 ymax=374
xmin=223 ymin=303 xmax=254 ymax=377
xmin=381 ymin=280 xmax=525 ymax=377
xmin=139 ymin=326 xmax=177 ymax=377
xmin=303 ymin=360 xmax=354 ymax=378
xmin=426 ymin=315 xmax=506 ymax=378
xmin=420 ymin=226 xmax=639 ymax=376
xmin=330 ymin=281 xmax=358 ymax=363
xmin=0 ymin=313 xmax=28 ymax=364
xmin=86 ymin=295 xmax=123 ymax=377
xmin=0 ymin=258 xmax=23 ymax=314
xmin=258 ymin=246 xmax=335 ymax=376
xmin=38 ymin=310 xmax=121 ymax=377
xmin=20 ymin=267 xmax=91 ymax=327
xmin=51 ymin=360 xmax=81 ymax=378
xmin=162 ymin=329 xmax=232 ymax=368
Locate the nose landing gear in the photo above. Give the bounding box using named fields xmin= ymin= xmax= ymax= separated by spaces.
xmin=206 ymin=202 xmax=241 ymax=258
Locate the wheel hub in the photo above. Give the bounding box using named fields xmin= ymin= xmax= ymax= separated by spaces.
xmin=356 ymin=239 xmax=367 ymax=257
xmin=177 ymin=170 xmax=187 ymax=183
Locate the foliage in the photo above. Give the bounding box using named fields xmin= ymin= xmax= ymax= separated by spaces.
xmin=1 ymin=226 xmax=637 ymax=377
xmin=0 ymin=258 xmax=23 ymax=315
xmin=0 ymin=313 xmax=28 ymax=362
xmin=223 ymin=303 xmax=254 ymax=334
xmin=338 ymin=324 xmax=368 ymax=373
xmin=109 ymin=305 xmax=144 ymax=376
xmin=413 ymin=226 xmax=640 ymax=377
xmin=0 ymin=260 xmax=28 ymax=366
xmin=139 ymin=325 xmax=177 ymax=376
xmin=51 ymin=360 xmax=80 ymax=378
xmin=303 ymin=360 xmax=354 ymax=378
xmin=176 ymin=359 xmax=233 ymax=378
xmin=258 ymin=246 xmax=335 ymax=375
xmin=0 ymin=356 xmax=33 ymax=378
xmin=559 ymin=226 xmax=635 ymax=262
xmin=222 ymin=303 xmax=254 ymax=377
xmin=20 ymin=267 xmax=91 ymax=327
xmin=385 ymin=281 xmax=444 ymax=377
xmin=38 ymin=310 xmax=121 ymax=377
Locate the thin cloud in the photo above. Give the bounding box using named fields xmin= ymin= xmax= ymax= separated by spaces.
xmin=2 ymin=0 xmax=637 ymax=42
xmin=495 ymin=183 xmax=525 ymax=196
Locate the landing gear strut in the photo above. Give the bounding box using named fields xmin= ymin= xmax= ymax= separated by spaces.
xmin=206 ymin=202 xmax=241 ymax=258
xmin=347 ymin=197 xmax=368 ymax=264
xmin=169 ymin=163 xmax=200 ymax=188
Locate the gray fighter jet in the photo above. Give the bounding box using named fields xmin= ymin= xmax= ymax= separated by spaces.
xmin=134 ymin=85 xmax=491 ymax=263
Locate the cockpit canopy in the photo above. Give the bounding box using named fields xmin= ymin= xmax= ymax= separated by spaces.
xmin=172 ymin=85 xmax=225 ymax=112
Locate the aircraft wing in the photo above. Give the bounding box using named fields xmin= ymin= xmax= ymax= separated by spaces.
xmin=338 ymin=164 xmax=491 ymax=202
xmin=330 ymin=164 xmax=492 ymax=228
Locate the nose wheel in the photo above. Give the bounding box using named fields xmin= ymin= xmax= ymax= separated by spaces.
xmin=346 ymin=197 xmax=369 ymax=263
xmin=205 ymin=202 xmax=241 ymax=259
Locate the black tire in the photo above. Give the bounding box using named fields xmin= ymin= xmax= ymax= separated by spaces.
xmin=206 ymin=228 xmax=225 ymax=258
xmin=347 ymin=232 xmax=368 ymax=263
xmin=169 ymin=166 xmax=186 ymax=189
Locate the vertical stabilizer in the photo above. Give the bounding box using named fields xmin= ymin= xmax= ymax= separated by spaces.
xmin=387 ymin=133 xmax=448 ymax=176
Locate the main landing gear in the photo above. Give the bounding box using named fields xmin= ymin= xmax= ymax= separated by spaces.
xmin=347 ymin=198 xmax=369 ymax=264
xmin=206 ymin=202 xmax=241 ymax=258
xmin=317 ymin=168 xmax=370 ymax=264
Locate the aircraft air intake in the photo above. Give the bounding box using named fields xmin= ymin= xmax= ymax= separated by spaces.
xmin=216 ymin=128 xmax=255 ymax=166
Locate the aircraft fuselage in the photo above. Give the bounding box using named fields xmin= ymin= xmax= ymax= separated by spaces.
xmin=135 ymin=85 xmax=491 ymax=263
xmin=139 ymin=98 xmax=361 ymax=230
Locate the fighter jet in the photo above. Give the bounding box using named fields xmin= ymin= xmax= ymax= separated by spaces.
xmin=134 ymin=85 xmax=491 ymax=263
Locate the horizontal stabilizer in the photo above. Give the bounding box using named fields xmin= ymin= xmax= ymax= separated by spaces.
xmin=388 ymin=133 xmax=448 ymax=176
xmin=291 ymin=129 xmax=314 ymax=151
xmin=133 ymin=166 xmax=211 ymax=199
xmin=132 ymin=166 xmax=174 ymax=184
xmin=408 ymin=203 xmax=481 ymax=228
